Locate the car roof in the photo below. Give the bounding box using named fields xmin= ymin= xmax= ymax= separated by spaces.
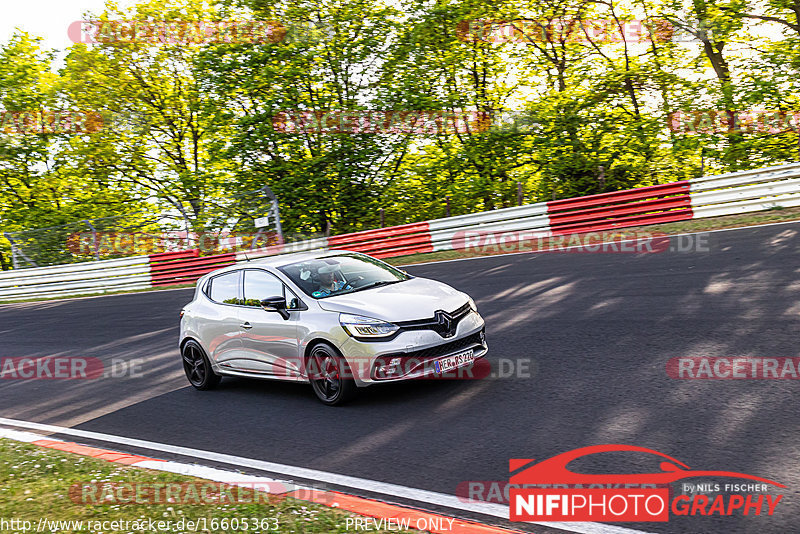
xmin=249 ymin=248 xmax=360 ymax=268
xmin=203 ymin=249 xmax=361 ymax=279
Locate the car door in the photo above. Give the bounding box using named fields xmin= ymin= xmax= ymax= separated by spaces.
xmin=203 ymin=270 xmax=246 ymax=366
xmin=237 ymin=268 xmax=301 ymax=378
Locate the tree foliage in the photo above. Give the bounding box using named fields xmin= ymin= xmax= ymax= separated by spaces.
xmin=1 ymin=0 xmax=799 ymax=267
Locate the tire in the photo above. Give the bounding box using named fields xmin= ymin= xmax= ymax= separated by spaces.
xmin=307 ymin=342 xmax=358 ymax=406
xmin=182 ymin=340 xmax=221 ymax=390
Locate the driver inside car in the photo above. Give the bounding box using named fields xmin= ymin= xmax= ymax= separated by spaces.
xmin=312 ymin=264 xmax=353 ymax=297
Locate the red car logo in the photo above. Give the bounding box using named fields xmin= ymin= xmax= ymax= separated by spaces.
xmin=510 ymin=444 xmax=785 ymax=487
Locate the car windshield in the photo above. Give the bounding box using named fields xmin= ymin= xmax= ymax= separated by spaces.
xmin=277 ymin=253 xmax=411 ymax=299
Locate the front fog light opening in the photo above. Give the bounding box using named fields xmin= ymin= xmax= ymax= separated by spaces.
xmin=376 ymin=357 xmax=403 ymax=377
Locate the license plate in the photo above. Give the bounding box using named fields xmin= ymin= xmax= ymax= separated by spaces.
xmin=433 ymin=349 xmax=474 ymax=374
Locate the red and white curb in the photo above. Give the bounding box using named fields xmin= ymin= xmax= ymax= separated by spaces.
xmin=0 ymin=418 xmax=654 ymax=534
xmin=0 ymin=426 xmax=523 ymax=534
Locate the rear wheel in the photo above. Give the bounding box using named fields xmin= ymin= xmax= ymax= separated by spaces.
xmin=182 ymin=340 xmax=221 ymax=390
xmin=307 ymin=342 xmax=357 ymax=406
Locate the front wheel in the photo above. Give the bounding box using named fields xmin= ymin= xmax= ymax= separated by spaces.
xmin=182 ymin=340 xmax=221 ymax=390
xmin=307 ymin=343 xmax=357 ymax=406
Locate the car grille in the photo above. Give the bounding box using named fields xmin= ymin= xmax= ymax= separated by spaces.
xmin=395 ymin=302 xmax=472 ymax=338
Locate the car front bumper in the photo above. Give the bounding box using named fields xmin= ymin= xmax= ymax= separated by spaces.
xmin=338 ymin=310 xmax=488 ymax=386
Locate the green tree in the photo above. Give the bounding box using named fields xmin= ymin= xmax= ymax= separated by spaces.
xmin=201 ymin=0 xmax=411 ymax=235
xmin=60 ymin=0 xmax=240 ymax=234
xmin=0 ymin=33 xmax=143 ymax=268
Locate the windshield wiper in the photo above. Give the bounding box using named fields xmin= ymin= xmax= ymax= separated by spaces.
xmin=353 ymin=280 xmax=402 ymax=292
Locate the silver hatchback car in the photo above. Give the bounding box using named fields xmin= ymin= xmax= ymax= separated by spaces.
xmin=179 ymin=250 xmax=487 ymax=405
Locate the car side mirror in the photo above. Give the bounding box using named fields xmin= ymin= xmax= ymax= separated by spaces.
xmin=261 ymin=296 xmax=290 ymax=320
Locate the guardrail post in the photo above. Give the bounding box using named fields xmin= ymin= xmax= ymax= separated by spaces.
xmin=10 ymin=243 xmax=19 ymax=269
xmin=4 ymin=233 xmax=37 ymax=269
xmin=84 ymin=220 xmax=100 ymax=261
xmin=700 ymin=148 xmax=705 ymax=176
xmin=517 ymin=182 xmax=523 ymax=206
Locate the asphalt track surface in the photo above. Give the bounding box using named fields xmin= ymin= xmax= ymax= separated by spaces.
xmin=1 ymin=222 xmax=799 ymax=534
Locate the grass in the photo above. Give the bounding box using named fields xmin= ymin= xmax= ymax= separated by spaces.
xmin=4 ymin=205 xmax=800 ymax=304
xmin=0 ymin=438 xmax=418 ymax=533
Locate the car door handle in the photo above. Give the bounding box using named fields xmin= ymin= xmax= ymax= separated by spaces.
xmin=240 ymin=322 xmax=253 ymax=330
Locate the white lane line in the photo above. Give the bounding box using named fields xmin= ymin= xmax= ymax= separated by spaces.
xmin=0 ymin=417 xmax=655 ymax=534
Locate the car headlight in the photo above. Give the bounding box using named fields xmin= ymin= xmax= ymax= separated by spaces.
xmin=339 ymin=313 xmax=399 ymax=338
xmin=467 ymin=296 xmax=478 ymax=313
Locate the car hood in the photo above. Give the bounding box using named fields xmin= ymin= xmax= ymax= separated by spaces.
xmin=317 ymin=277 xmax=469 ymax=322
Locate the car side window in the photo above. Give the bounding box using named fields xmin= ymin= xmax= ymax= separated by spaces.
xmin=209 ymin=271 xmax=241 ymax=304
xmin=243 ymin=270 xmax=285 ymax=307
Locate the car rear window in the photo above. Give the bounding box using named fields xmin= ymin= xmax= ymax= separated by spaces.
xmin=209 ymin=271 xmax=240 ymax=303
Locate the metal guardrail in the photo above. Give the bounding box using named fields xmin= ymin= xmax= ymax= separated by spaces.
xmin=689 ymin=162 xmax=800 ymax=191
xmin=428 ymin=203 xmax=550 ymax=252
xmin=690 ymin=163 xmax=800 ymax=219
xmin=546 ymin=182 xmax=692 ymax=234
xmin=0 ymin=256 xmax=150 ymax=300
xmin=149 ymin=250 xmax=236 ymax=287
xmin=233 ymin=237 xmax=329 ymax=262
xmin=327 ymin=222 xmax=432 ymax=258
xmin=4 ymin=162 xmax=800 ymax=301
